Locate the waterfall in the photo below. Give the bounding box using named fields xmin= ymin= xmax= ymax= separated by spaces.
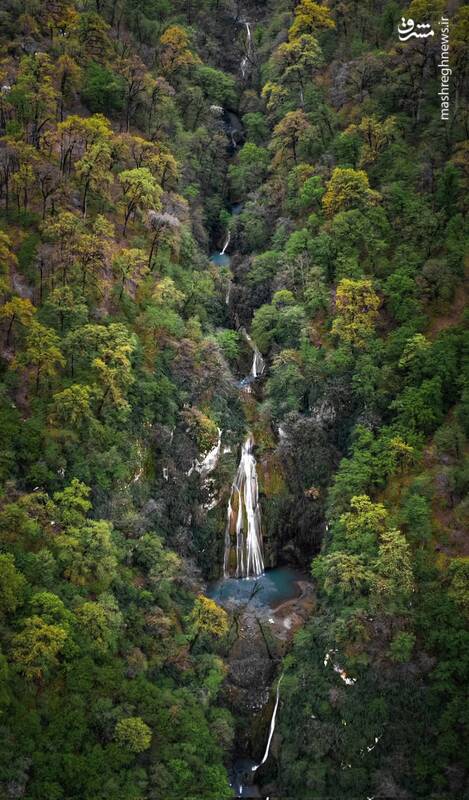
xmin=188 ymin=428 xmax=222 ymax=478
xmin=220 ymin=230 xmax=231 ymax=255
xmin=252 ymin=674 xmax=284 ymax=772
xmin=223 ymin=435 xmax=264 ymax=578
xmin=251 ymin=347 xmax=265 ymax=379
xmin=241 ymin=328 xmax=265 ymax=378
xmin=241 ymin=21 xmax=253 ymax=79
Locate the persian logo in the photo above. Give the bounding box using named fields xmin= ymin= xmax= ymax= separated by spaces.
xmin=398 ymin=17 xmax=435 ymax=41
xmin=398 ymin=14 xmax=451 ymax=120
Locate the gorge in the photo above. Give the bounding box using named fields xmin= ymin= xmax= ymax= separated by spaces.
xmin=0 ymin=1 xmax=467 ymax=800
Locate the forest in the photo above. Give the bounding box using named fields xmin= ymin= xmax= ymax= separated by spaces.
xmin=0 ymin=0 xmax=467 ymax=798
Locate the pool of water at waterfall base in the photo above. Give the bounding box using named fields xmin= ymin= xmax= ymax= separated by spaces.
xmin=209 ymin=251 xmax=231 ymax=266
xmin=229 ymin=758 xmax=260 ymax=798
xmin=208 ymin=566 xmax=308 ymax=611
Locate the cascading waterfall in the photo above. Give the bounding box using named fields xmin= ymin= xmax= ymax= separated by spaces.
xmin=241 ymin=327 xmax=265 ymax=378
xmin=224 ymin=435 xmax=264 ymax=578
xmin=251 ymin=348 xmax=265 ymax=378
xmin=252 ymin=674 xmax=284 ymax=773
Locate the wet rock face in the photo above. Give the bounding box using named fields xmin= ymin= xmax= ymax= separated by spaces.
xmin=310 ymin=398 xmax=337 ymax=427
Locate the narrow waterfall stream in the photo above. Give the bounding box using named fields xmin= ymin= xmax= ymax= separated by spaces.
xmin=241 ymin=328 xmax=265 ymax=378
xmin=241 ymin=21 xmax=253 ymax=79
xmin=252 ymin=675 xmax=284 ymax=773
xmin=221 ymin=230 xmax=231 ymax=255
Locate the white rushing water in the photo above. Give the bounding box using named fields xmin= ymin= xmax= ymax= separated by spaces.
xmin=188 ymin=428 xmax=222 ymax=478
xmin=241 ymin=21 xmax=253 ymax=79
xmin=252 ymin=674 xmax=284 ymax=772
xmin=220 ymin=230 xmax=231 ymax=255
xmin=224 ymin=435 xmax=264 ymax=578
xmin=251 ymin=347 xmax=264 ymax=379
xmin=241 ymin=328 xmax=265 ymax=378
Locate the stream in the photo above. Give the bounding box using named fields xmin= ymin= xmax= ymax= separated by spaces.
xmin=203 ymin=18 xmax=314 ymax=798
xmin=209 ymin=565 xmax=309 ymax=799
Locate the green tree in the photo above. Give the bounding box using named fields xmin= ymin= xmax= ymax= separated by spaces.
xmin=16 ymin=321 xmax=65 ymax=392
xmin=372 ymin=529 xmax=414 ymax=611
xmin=252 ymin=291 xmax=305 ymax=353
xmin=82 ymin=62 xmax=124 ymax=114
xmin=11 ymin=615 xmax=68 ymax=681
xmin=42 ymin=286 xmax=87 ymax=333
xmin=76 ymin=596 xmax=122 ymax=653
xmin=115 ymin=51 xmax=148 ymax=132
xmin=312 ymin=552 xmax=373 ymax=602
xmin=195 ymin=65 xmax=236 ymax=106
xmin=447 ymin=558 xmax=469 ymax=617
xmin=337 ymin=494 xmax=387 ymax=556
xmin=242 ymin=112 xmax=269 ymax=144
xmin=331 ymin=278 xmax=380 ymax=348
xmin=76 ymin=139 xmax=113 ymax=215
xmin=146 ymin=211 xmax=181 ymax=270
xmin=0 ymin=231 xmax=17 ymax=293
xmin=215 ymin=330 xmax=240 ymax=362
xmin=92 ymin=327 xmax=135 ymax=418
xmin=189 ymin=595 xmax=229 ymax=651
xmin=389 ymin=631 xmax=416 ymax=663
xmin=159 ymin=25 xmax=200 ymax=77
xmin=58 ymin=113 xmax=113 ymax=174
xmin=345 ymin=115 xmax=397 ymax=167
xmin=133 ymin=533 xmax=180 ymax=594
xmin=271 ymin=110 xmax=311 ymax=167
xmin=0 ymin=296 xmax=36 ymax=348
xmin=391 ymin=377 xmax=444 ymax=434
xmin=55 ymin=519 xmax=117 ymax=592
xmin=55 ymin=54 xmax=82 ymax=121
xmin=289 ymin=0 xmax=336 ymax=39
xmin=118 ymin=168 xmax=162 ymax=235
xmin=273 ymin=35 xmax=323 ymax=105
xmin=8 ymin=53 xmax=57 ymax=147
xmin=115 ymin=717 xmax=152 ymax=753
xmin=54 ymin=479 xmax=92 ymax=525
xmin=50 ymin=384 xmax=94 ymax=431
xmin=112 ymin=248 xmax=148 ymax=299
xmin=228 ymin=143 xmax=270 ymax=195
xmin=0 ymin=553 xmax=26 ymax=618
xmin=323 ymin=168 xmax=380 ymax=217
xmin=266 ymin=349 xmax=306 ymax=418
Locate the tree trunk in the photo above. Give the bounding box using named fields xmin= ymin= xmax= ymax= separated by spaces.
xmin=148 ymin=232 xmax=160 ymax=269
xmin=5 ymin=313 xmax=15 ymax=346
xmin=82 ymin=180 xmax=90 ymax=216
xmin=97 ymin=385 xmax=110 ymax=419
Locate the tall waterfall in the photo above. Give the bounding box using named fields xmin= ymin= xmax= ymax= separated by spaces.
xmin=252 ymin=674 xmax=283 ymax=773
xmin=223 ymin=435 xmax=264 ymax=578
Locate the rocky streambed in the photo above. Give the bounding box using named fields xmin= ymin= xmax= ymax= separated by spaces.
xmin=209 ymin=568 xmax=315 ymax=797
